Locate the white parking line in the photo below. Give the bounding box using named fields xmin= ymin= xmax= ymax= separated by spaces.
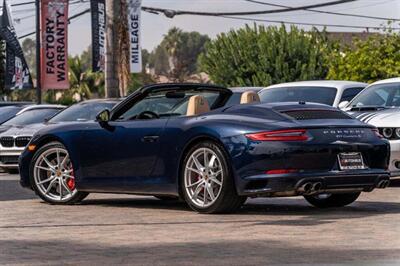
xmin=0 ymin=175 xmax=20 ymax=181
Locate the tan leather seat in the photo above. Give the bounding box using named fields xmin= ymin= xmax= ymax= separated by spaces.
xmin=186 ymin=95 xmax=210 ymax=116
xmin=240 ymin=91 xmax=260 ymax=104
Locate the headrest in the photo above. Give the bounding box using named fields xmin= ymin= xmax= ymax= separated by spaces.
xmin=240 ymin=91 xmax=260 ymax=104
xmin=186 ymin=95 xmax=210 ymax=116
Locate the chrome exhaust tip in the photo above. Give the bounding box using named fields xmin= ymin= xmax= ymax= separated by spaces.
xmin=377 ymin=180 xmax=390 ymax=189
xmin=383 ymin=180 xmax=390 ymax=188
xmin=299 ymin=182 xmax=313 ymax=194
xmin=312 ymin=182 xmax=322 ymax=192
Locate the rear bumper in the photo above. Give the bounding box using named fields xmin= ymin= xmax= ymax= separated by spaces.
xmin=237 ymin=169 xmax=390 ymax=196
xmin=388 ymin=139 xmax=400 ymax=178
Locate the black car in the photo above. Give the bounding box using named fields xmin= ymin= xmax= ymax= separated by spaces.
xmin=19 ymin=83 xmax=390 ymax=213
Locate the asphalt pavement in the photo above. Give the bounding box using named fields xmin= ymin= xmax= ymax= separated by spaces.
xmin=1 ymin=173 xmax=400 ymax=265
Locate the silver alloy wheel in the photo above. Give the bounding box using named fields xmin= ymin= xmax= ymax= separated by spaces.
xmin=184 ymin=147 xmax=224 ymax=208
xmin=33 ymin=147 xmax=77 ymax=202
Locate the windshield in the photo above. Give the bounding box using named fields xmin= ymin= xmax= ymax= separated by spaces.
xmin=3 ymin=108 xmax=62 ymax=126
xmin=49 ymin=102 xmax=117 ymax=122
xmin=0 ymin=106 xmax=24 ymax=124
xmin=259 ymin=86 xmax=337 ymax=106
xmin=349 ymin=83 xmax=400 ymax=108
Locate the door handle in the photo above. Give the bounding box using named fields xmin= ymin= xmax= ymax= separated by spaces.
xmin=141 ymin=135 xmax=159 ymax=143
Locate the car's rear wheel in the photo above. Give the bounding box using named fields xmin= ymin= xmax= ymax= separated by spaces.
xmin=181 ymin=141 xmax=246 ymax=213
xmin=304 ymin=192 xmax=361 ymax=208
xmin=30 ymin=142 xmax=88 ymax=204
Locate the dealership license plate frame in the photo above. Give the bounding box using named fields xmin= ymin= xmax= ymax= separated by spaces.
xmin=338 ymin=152 xmax=366 ymax=171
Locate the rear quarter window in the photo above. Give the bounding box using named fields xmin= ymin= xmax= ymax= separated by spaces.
xmin=340 ymin=87 xmax=365 ymax=102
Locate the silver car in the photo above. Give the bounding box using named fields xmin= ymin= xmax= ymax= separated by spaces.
xmin=0 ymin=105 xmax=65 ymax=172
xmin=259 ymin=80 xmax=367 ymax=107
xmin=343 ymin=78 xmax=400 ymax=178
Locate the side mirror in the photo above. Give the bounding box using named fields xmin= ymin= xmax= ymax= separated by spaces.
xmin=338 ymin=101 xmax=349 ymax=110
xmin=96 ymin=109 xmax=110 ymax=123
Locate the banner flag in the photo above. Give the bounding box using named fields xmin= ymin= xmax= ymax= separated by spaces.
xmin=5 ymin=46 xmax=32 ymax=89
xmin=128 ymin=0 xmax=142 ymax=73
xmin=90 ymin=0 xmax=106 ymax=72
xmin=40 ymin=0 xmax=69 ymax=89
xmin=0 ymin=0 xmax=33 ymax=89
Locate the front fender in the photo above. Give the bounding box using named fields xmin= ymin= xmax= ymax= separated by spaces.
xmin=19 ymin=124 xmax=87 ymax=189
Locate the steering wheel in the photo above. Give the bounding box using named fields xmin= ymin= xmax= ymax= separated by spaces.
xmin=136 ymin=111 xmax=160 ymax=120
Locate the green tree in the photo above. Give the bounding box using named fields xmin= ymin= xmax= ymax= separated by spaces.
xmin=171 ymin=30 xmax=210 ymax=80
xmin=149 ymin=27 xmax=210 ymax=81
xmin=199 ymin=24 xmax=331 ymax=87
xmin=327 ymin=26 xmax=400 ymax=83
xmin=68 ymin=56 xmax=92 ymax=100
xmin=0 ymin=39 xmax=5 ymax=93
xmin=79 ymin=45 xmax=92 ymax=71
xmin=128 ymin=72 xmax=155 ymax=93
xmin=148 ymin=45 xmax=169 ymax=75
xmin=163 ymin=27 xmax=182 ymax=75
xmin=141 ymin=49 xmax=150 ymax=70
xmin=69 ymin=56 xmax=107 ymax=99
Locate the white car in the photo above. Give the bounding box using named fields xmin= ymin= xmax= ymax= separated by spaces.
xmin=259 ymin=80 xmax=367 ymax=107
xmin=343 ymin=77 xmax=400 ymax=178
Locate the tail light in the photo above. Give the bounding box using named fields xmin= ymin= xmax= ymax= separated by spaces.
xmin=372 ymin=129 xmax=383 ymax=139
xmin=266 ymin=169 xmax=298 ymax=175
xmin=246 ymin=129 xmax=310 ymax=141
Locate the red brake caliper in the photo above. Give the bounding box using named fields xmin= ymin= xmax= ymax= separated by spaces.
xmin=66 ymin=164 xmax=76 ymax=190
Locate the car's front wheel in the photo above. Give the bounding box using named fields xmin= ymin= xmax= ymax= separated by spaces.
xmin=304 ymin=192 xmax=361 ymax=208
xmin=181 ymin=141 xmax=246 ymax=213
xmin=30 ymin=142 xmax=88 ymax=204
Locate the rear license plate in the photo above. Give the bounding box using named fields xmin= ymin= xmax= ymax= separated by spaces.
xmin=338 ymin=152 xmax=366 ymax=170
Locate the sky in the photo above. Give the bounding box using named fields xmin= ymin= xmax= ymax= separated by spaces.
xmin=2 ymin=0 xmax=400 ymax=55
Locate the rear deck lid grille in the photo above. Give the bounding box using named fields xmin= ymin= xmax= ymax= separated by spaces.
xmin=281 ymin=110 xmax=352 ymax=120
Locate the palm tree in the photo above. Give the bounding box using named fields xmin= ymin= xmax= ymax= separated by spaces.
xmin=68 ymin=57 xmax=92 ymax=100
xmin=163 ymin=27 xmax=183 ymax=79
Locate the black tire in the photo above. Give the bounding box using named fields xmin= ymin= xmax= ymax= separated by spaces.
xmin=30 ymin=141 xmax=89 ymax=204
xmin=181 ymin=141 xmax=246 ymax=214
xmin=304 ymin=192 xmax=361 ymax=208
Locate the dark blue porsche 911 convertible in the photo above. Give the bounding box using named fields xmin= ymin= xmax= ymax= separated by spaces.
xmin=19 ymin=83 xmax=390 ymax=213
